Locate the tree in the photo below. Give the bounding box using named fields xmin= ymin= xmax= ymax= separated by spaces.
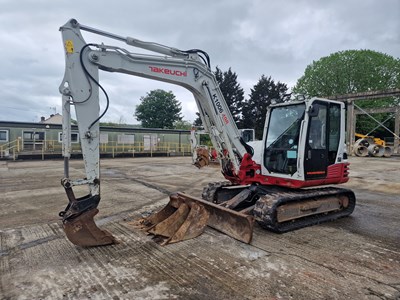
xmin=242 ymin=75 xmax=288 ymax=139
xmin=294 ymin=50 xmax=400 ymax=96
xmin=293 ymin=50 xmax=400 ymax=135
xmin=135 ymin=89 xmax=182 ymax=129
xmin=173 ymin=120 xmax=192 ymax=130
xmin=215 ymin=67 xmax=245 ymax=123
xmin=193 ymin=112 xmax=203 ymax=127
xmin=193 ymin=67 xmax=245 ymax=126
xmin=100 ymin=116 xmax=127 ymax=127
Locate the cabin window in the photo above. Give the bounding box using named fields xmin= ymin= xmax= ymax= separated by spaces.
xmin=0 ymin=130 xmax=9 ymax=142
xmin=58 ymin=132 xmax=79 ymax=143
xmin=117 ymin=134 xmax=135 ymax=144
xmin=100 ymin=133 xmax=109 ymax=144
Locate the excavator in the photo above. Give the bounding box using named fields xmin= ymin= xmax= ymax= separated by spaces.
xmin=59 ymin=19 xmax=356 ymax=247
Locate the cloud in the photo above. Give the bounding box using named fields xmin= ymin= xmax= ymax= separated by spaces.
xmin=0 ymin=0 xmax=399 ymax=124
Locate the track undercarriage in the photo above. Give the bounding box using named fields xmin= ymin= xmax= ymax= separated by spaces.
xmin=201 ymin=182 xmax=356 ymax=234
xmin=63 ymin=181 xmax=355 ymax=247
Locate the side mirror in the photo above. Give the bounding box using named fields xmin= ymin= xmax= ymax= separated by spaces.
xmin=308 ymin=105 xmax=319 ymax=117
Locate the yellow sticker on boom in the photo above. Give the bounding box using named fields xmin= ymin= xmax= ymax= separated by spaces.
xmin=65 ymin=40 xmax=74 ymax=54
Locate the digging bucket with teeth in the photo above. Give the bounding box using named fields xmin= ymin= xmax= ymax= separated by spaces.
xmin=63 ymin=208 xmax=117 ymax=247
xmin=60 ymin=186 xmax=118 ymax=247
xmin=133 ymin=192 xmax=254 ymax=245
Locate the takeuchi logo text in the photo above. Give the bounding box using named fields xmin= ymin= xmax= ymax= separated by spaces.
xmin=149 ymin=66 xmax=187 ymax=77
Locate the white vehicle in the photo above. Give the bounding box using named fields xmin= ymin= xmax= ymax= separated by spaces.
xmin=59 ymin=19 xmax=355 ymax=247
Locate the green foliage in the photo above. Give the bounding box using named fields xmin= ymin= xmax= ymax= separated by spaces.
xmin=99 ymin=121 xmax=119 ymax=127
xmin=135 ymin=89 xmax=182 ymax=129
xmin=242 ymin=75 xmax=288 ymax=139
xmin=215 ymin=66 xmax=245 ymax=123
xmin=199 ymin=134 xmax=212 ymax=147
xmin=173 ymin=120 xmax=193 ymax=130
xmin=356 ymin=114 xmax=394 ymax=137
xmin=293 ymin=50 xmax=400 ymax=136
xmin=99 ymin=116 xmax=127 ymax=127
xmin=193 ymin=67 xmax=244 ymax=126
xmin=193 ymin=112 xmax=202 ymax=127
xmin=293 ymin=50 xmax=400 ymax=97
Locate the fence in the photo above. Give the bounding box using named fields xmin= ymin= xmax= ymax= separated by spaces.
xmin=0 ymin=139 xmax=191 ymax=160
xmin=0 ymin=139 xmax=21 ymax=160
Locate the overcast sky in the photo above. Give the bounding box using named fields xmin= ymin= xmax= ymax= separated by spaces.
xmin=1 ymin=0 xmax=399 ymax=124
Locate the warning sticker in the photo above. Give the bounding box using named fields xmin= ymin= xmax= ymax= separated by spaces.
xmin=65 ymin=40 xmax=74 ymax=54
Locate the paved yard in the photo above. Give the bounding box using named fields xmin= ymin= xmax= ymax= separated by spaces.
xmin=0 ymin=156 xmax=399 ymax=299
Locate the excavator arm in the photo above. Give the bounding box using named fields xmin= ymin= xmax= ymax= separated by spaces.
xmin=60 ymin=19 xmax=251 ymax=180
xmin=59 ymin=19 xmax=255 ymax=246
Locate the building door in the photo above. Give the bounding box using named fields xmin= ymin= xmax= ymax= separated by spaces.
xmin=143 ymin=135 xmax=158 ymax=151
xmin=22 ymin=130 xmax=45 ymax=151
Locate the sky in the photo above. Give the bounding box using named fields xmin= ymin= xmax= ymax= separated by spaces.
xmin=0 ymin=0 xmax=399 ymax=124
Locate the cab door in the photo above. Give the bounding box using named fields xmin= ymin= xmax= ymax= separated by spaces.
xmin=304 ymin=102 xmax=328 ymax=180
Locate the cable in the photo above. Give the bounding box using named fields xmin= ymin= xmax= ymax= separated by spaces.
xmin=79 ymin=43 xmax=110 ymax=130
xmin=184 ymin=49 xmax=210 ymax=68
xmin=75 ymin=44 xmax=93 ymax=104
xmin=239 ymin=137 xmax=254 ymax=156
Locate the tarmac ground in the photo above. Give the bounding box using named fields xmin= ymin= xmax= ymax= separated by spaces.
xmin=0 ymin=156 xmax=399 ymax=299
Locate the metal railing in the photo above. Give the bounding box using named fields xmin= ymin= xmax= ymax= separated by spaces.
xmin=0 ymin=138 xmax=21 ymax=160
xmin=0 ymin=139 xmax=191 ymax=160
xmin=99 ymin=141 xmax=191 ymax=157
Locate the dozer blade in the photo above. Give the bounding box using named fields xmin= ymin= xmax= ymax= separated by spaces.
xmin=133 ymin=192 xmax=254 ymax=245
xmin=63 ymin=208 xmax=118 ymax=247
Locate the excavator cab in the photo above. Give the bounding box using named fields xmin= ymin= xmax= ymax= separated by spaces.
xmin=262 ymin=99 xmax=348 ymax=187
xmin=264 ymin=102 xmax=305 ymax=176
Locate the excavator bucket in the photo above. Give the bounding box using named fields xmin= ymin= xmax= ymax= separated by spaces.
xmin=133 ymin=192 xmax=254 ymax=245
xmin=63 ymin=208 xmax=118 ymax=247
xmin=193 ymin=147 xmax=210 ymax=168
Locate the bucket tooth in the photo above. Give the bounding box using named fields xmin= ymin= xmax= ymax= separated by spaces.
xmin=63 ymin=208 xmax=118 ymax=247
xmin=132 ymin=196 xmax=209 ymax=245
xmin=167 ymin=202 xmax=210 ymax=244
xmin=132 ymin=203 xmax=177 ymax=231
xmin=133 ymin=192 xmax=254 ymax=245
xmin=147 ymin=203 xmax=190 ymax=237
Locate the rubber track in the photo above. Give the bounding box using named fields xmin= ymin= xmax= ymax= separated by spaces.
xmin=253 ymin=186 xmax=356 ymax=233
xmin=201 ymin=181 xmax=233 ymax=203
